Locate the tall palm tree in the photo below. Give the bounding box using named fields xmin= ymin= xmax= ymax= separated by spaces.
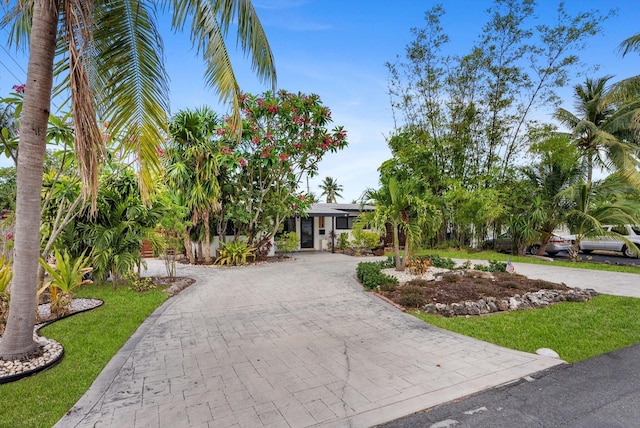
xmin=0 ymin=0 xmax=275 ymax=360
xmin=319 ymin=176 xmax=343 ymax=203
xmin=553 ymin=76 xmax=640 ymax=187
xmin=166 ymin=106 xmax=221 ymax=264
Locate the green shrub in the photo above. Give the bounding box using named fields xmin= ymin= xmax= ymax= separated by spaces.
xmin=38 ymin=250 xmax=93 ymax=317
xmin=216 ymin=240 xmax=255 ymax=266
xmin=352 ymin=228 xmax=381 ymax=249
xmin=337 ymin=233 xmax=350 ymax=250
xmin=125 ymin=272 xmax=157 ymax=293
xmin=429 ymin=254 xmax=456 ymax=269
xmin=275 ymin=232 xmax=299 ymax=257
xmin=474 ymin=260 xmax=507 ymax=272
xmin=356 ymin=261 xmax=398 ymax=290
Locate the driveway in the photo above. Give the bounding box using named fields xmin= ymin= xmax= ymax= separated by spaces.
xmin=56 ymin=253 xmax=563 ymax=428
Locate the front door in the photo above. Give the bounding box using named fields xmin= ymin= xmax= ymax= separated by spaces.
xmin=300 ymin=218 xmax=314 ymax=249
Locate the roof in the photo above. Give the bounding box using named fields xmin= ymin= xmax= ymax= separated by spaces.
xmin=306 ymin=203 xmax=375 ymax=217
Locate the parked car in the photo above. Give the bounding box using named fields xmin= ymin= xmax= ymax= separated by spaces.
xmin=579 ymin=225 xmax=640 ymax=258
xmin=483 ymin=233 xmax=572 ymax=256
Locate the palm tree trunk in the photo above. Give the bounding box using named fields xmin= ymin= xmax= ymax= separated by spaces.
xmin=184 ymin=230 xmax=195 ymax=264
xmin=204 ymin=212 xmax=212 ymax=264
xmin=393 ymin=223 xmax=402 ymax=271
xmin=0 ymin=0 xmax=60 ymax=360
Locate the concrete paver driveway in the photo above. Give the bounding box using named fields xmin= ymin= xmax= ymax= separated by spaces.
xmin=56 ymin=253 xmax=562 ymax=428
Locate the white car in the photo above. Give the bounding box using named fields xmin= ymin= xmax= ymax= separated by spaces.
xmin=579 ymin=225 xmax=640 ymax=258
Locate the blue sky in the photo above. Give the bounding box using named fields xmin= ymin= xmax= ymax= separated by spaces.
xmin=1 ymin=0 xmax=640 ymax=202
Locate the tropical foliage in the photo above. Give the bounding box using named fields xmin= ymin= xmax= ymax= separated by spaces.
xmin=319 ymin=176 xmax=344 ymax=203
xmin=216 ymin=90 xmax=348 ymax=254
xmin=0 ymin=0 xmax=276 ymax=360
xmin=38 ymin=250 xmax=92 ymax=317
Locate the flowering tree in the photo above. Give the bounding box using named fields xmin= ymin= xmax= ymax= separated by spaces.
xmin=219 ymin=90 xmax=348 ymax=253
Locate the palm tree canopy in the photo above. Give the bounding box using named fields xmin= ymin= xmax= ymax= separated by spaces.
xmin=0 ymin=0 xmax=276 ymax=360
xmin=2 ymin=0 xmax=276 ymax=201
xmin=319 ymin=176 xmax=343 ymax=203
xmin=553 ymin=76 xmax=640 ymax=185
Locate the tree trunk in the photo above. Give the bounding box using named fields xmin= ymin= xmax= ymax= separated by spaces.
xmin=393 ymin=223 xmax=403 ymax=271
xmin=204 ymin=212 xmax=212 ymax=264
xmin=0 ymin=0 xmax=60 ymax=360
xmin=184 ymin=227 xmax=195 ymax=264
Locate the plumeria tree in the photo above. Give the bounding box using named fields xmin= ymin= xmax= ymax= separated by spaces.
xmin=219 ymin=90 xmax=348 ymax=254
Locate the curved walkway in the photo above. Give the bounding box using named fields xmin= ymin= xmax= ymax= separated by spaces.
xmin=56 ymin=254 xmax=598 ymax=428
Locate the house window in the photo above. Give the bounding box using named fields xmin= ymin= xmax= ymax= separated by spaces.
xmin=281 ymin=218 xmax=296 ymax=233
xmin=318 ymin=217 xmax=325 ymax=228
xmin=336 ymin=216 xmax=356 ymax=229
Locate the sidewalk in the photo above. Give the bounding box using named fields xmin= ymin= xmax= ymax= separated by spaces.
xmin=55 ymin=253 xmax=566 ymax=427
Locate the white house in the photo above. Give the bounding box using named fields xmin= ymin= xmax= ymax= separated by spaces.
xmin=280 ymin=203 xmax=376 ymax=251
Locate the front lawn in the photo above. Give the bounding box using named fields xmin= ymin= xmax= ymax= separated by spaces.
xmin=420 ymin=248 xmax=640 ymax=274
xmin=0 ymin=283 xmax=168 ymax=428
xmin=414 ymin=294 xmax=640 ymax=363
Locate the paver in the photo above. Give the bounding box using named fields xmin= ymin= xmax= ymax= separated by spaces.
xmin=55 ymin=253 xmax=569 ymax=427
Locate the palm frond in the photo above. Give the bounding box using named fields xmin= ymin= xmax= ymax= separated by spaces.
xmin=167 ymin=0 xmax=276 ymax=135
xmin=619 ymin=33 xmax=640 ymax=57
xmin=93 ymin=0 xmax=170 ymax=198
xmin=63 ymin=0 xmax=104 ymax=211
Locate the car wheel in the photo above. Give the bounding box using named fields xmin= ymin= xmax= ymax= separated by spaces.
xmin=581 ymin=249 xmax=593 ymax=254
xmin=546 ymin=251 xmax=558 ymax=256
xmin=622 ymin=245 xmax=638 ymax=258
xmin=528 ymin=244 xmax=540 ymax=255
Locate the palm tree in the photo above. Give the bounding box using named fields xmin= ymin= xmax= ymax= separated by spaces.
xmin=319 ymin=177 xmax=343 ymax=203
xmin=554 ymin=76 xmax=640 ymax=187
xmin=165 ymin=107 xmax=222 ymax=264
xmin=521 ymin=134 xmax=584 ymax=255
xmin=360 ymin=177 xmax=439 ymax=271
xmin=564 ymin=178 xmax=640 ymax=261
xmin=0 ymin=0 xmax=275 ymax=360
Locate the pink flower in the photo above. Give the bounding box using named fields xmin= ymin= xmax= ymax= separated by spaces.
xmin=292 ymin=143 xmax=303 ymax=150
xmin=278 ymin=153 xmax=289 ymax=162
xmin=5 ymin=233 xmax=13 ymax=240
xmin=221 ymin=147 xmax=234 ymax=155
xmin=239 ymin=158 xmax=247 ymax=167
xmin=251 ymin=135 xmax=260 ymax=145
xmin=12 ymin=84 xmax=25 ymax=94
xmin=216 ymin=128 xmax=226 ymax=136
xmin=257 ymin=98 xmax=265 ymax=108
xmin=156 ymin=147 xmax=164 ymax=156
xmin=267 ymin=104 xmax=278 ymax=114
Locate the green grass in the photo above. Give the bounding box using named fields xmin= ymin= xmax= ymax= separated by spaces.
xmin=413 ymin=294 xmax=640 ymax=363
xmin=418 ymin=248 xmax=640 ymax=274
xmin=0 ymin=283 xmax=168 ymax=428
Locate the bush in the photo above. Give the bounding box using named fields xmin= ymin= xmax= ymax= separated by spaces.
xmin=398 ymin=286 xmax=426 ymax=308
xmin=215 ymin=240 xmax=255 ymax=266
xmin=429 ymin=254 xmax=456 ymax=269
xmin=126 ymin=272 xmax=157 ymax=293
xmin=473 ymin=260 xmax=507 ymax=272
xmin=407 ymin=256 xmax=432 ymax=275
xmin=275 ymin=232 xmax=299 ymax=257
xmin=356 ymin=261 xmax=398 ymax=290
xmin=351 ymin=228 xmax=381 ymax=249
xmin=337 ymin=233 xmax=350 ymax=250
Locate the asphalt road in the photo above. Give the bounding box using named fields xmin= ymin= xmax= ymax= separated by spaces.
xmin=378 ymin=342 xmax=640 ymax=428
xmin=550 ymin=250 xmax=640 ymax=267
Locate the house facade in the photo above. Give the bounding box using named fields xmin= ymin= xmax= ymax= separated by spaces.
xmin=281 ymin=203 xmax=376 ymax=251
